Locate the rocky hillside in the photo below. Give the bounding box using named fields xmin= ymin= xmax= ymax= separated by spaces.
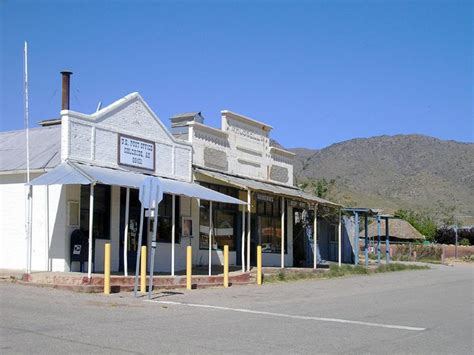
xmin=291 ymin=135 xmax=474 ymax=224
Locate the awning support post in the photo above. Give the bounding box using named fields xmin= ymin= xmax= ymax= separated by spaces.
xmin=123 ymin=187 xmax=130 ymax=276
xmin=313 ymin=204 xmax=318 ymax=269
xmin=454 ymin=227 xmax=458 ymax=259
xmin=354 ymin=212 xmax=359 ymax=265
xmin=385 ymin=217 xmax=390 ymax=264
xmin=376 ymin=216 xmax=381 ymax=265
xmin=241 ymin=207 xmax=245 ymax=272
xmin=208 ymin=201 xmax=213 ymax=276
xmin=133 ymin=204 xmax=145 ymax=297
xmin=171 ymin=194 xmax=176 ymax=276
xmin=247 ymin=190 xmax=251 ymax=272
xmin=87 ymin=183 xmax=95 ymax=279
xmin=364 ymin=214 xmax=369 ymax=268
xmin=281 ymin=197 xmax=285 ymax=269
xmin=338 ymin=209 xmax=342 ymax=267
xmin=148 ymin=192 xmax=160 ymax=299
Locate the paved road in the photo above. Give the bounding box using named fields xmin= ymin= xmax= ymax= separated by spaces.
xmin=1 ymin=264 xmax=473 ymax=354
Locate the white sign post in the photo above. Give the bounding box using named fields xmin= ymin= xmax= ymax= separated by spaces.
xmin=119 ymin=135 xmax=155 ymax=171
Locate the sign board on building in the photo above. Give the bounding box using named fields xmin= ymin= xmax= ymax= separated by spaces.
xmin=289 ymin=200 xmax=309 ymax=209
xmin=118 ymin=135 xmax=155 ymax=171
xmin=256 ymin=193 xmax=274 ymax=202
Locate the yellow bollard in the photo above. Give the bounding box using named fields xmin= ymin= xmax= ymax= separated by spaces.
xmin=104 ymin=243 xmax=111 ymax=295
xmin=140 ymin=245 xmax=147 ymax=294
xmin=186 ymin=246 xmax=192 ymax=290
xmin=257 ymin=245 xmax=262 ymax=285
xmin=224 ymin=245 xmax=229 ymax=288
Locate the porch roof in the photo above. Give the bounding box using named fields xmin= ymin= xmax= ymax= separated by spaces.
xmin=194 ymin=167 xmax=342 ymax=208
xmin=29 ymin=161 xmax=246 ymax=205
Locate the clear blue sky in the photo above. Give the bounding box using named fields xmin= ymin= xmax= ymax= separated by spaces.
xmin=1 ymin=0 xmax=472 ymax=149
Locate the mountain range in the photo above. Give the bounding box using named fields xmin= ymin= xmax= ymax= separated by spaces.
xmin=290 ymin=134 xmax=474 ymax=224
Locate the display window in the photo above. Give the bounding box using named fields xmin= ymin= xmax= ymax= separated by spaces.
xmin=256 ymin=194 xmax=287 ymax=253
xmin=80 ymin=184 xmax=111 ymax=239
xmin=199 ymin=183 xmax=239 ymax=251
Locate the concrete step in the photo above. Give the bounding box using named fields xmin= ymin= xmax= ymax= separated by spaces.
xmin=17 ymin=279 xmax=255 ymax=293
xmin=20 ymin=271 xmax=253 ymax=292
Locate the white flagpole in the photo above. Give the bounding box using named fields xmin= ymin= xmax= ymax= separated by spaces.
xmin=24 ymin=42 xmax=30 ymax=184
xmin=24 ymin=41 xmax=33 ymax=273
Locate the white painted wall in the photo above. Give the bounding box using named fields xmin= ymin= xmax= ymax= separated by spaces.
xmin=0 ymin=174 xmax=29 ymax=270
xmin=62 ymin=93 xmax=193 ymax=182
xmin=191 ymin=110 xmax=294 ymax=186
xmin=0 ymin=173 xmax=68 ymax=272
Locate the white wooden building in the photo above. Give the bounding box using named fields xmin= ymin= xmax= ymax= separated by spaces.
xmin=0 ymin=73 xmax=342 ymax=275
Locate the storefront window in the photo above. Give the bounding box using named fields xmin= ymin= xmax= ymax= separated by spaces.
xmin=156 ymin=194 xmax=180 ymax=243
xmin=199 ymin=183 xmax=238 ymax=251
xmin=256 ymin=194 xmax=286 ymax=253
xmin=80 ymin=184 xmax=111 ymax=239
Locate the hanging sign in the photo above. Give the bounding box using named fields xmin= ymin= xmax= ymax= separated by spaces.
xmin=289 ymin=200 xmax=308 ymax=209
xmin=256 ymin=193 xmax=274 ymax=202
xmin=118 ymin=134 xmax=155 ymax=171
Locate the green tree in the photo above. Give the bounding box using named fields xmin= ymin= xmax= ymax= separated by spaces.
xmin=394 ymin=209 xmax=437 ymax=242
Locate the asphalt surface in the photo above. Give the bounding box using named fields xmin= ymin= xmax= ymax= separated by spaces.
xmin=1 ymin=263 xmax=473 ymax=354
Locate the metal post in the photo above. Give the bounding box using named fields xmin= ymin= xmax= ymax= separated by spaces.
xmin=313 ymin=204 xmax=318 ymax=269
xmin=364 ymin=214 xmax=369 ymax=268
xmin=24 ymin=42 xmax=32 ymax=274
xmin=123 ymin=187 xmax=130 ymax=276
xmin=140 ymin=245 xmax=146 ymax=294
xmin=45 ymin=185 xmax=50 ymax=271
xmin=454 ymin=227 xmax=458 ymax=259
xmin=133 ymin=205 xmax=145 ymax=297
xmin=171 ymin=194 xmax=176 ymax=276
xmin=385 ymin=217 xmax=390 ymax=264
xmin=376 ymin=216 xmax=381 ymax=265
xmin=257 ymin=245 xmax=262 ymax=285
xmin=338 ymin=209 xmax=342 ymax=267
xmin=104 ymin=243 xmax=111 ymax=295
xmin=87 ymin=183 xmax=95 ymax=279
xmin=186 ymin=246 xmax=192 ymax=290
xmin=224 ymin=245 xmax=229 ymax=288
xmin=148 ymin=195 xmax=160 ymax=299
xmin=208 ymin=201 xmax=213 ymax=276
xmin=241 ymin=208 xmax=245 ymax=272
xmin=354 ymin=212 xmax=359 ymax=265
xmin=247 ymin=190 xmax=251 ymax=272
xmin=281 ymin=197 xmax=285 ymax=269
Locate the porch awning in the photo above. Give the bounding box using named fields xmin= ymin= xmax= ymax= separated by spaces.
xmin=195 ymin=167 xmax=342 ymax=208
xmin=29 ymin=161 xmax=246 ymax=205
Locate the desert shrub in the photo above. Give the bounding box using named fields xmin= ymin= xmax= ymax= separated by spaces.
xmin=435 ymin=227 xmax=474 ymax=245
xmin=392 ymin=244 xmax=441 ymax=261
xmin=462 ymin=255 xmax=474 ymax=262
xmin=460 ymin=238 xmax=470 ymax=246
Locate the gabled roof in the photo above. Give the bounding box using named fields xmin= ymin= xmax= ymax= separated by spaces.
xmin=0 ymin=126 xmax=61 ymax=172
xmin=361 ymin=218 xmax=425 ymax=240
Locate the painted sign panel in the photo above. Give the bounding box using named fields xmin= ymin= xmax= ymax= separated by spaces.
xmin=118 ymin=135 xmax=155 ymax=171
xmin=256 ymin=193 xmax=274 ymax=202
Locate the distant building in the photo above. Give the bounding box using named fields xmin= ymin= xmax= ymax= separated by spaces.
xmin=361 ymin=218 xmax=425 ymax=242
